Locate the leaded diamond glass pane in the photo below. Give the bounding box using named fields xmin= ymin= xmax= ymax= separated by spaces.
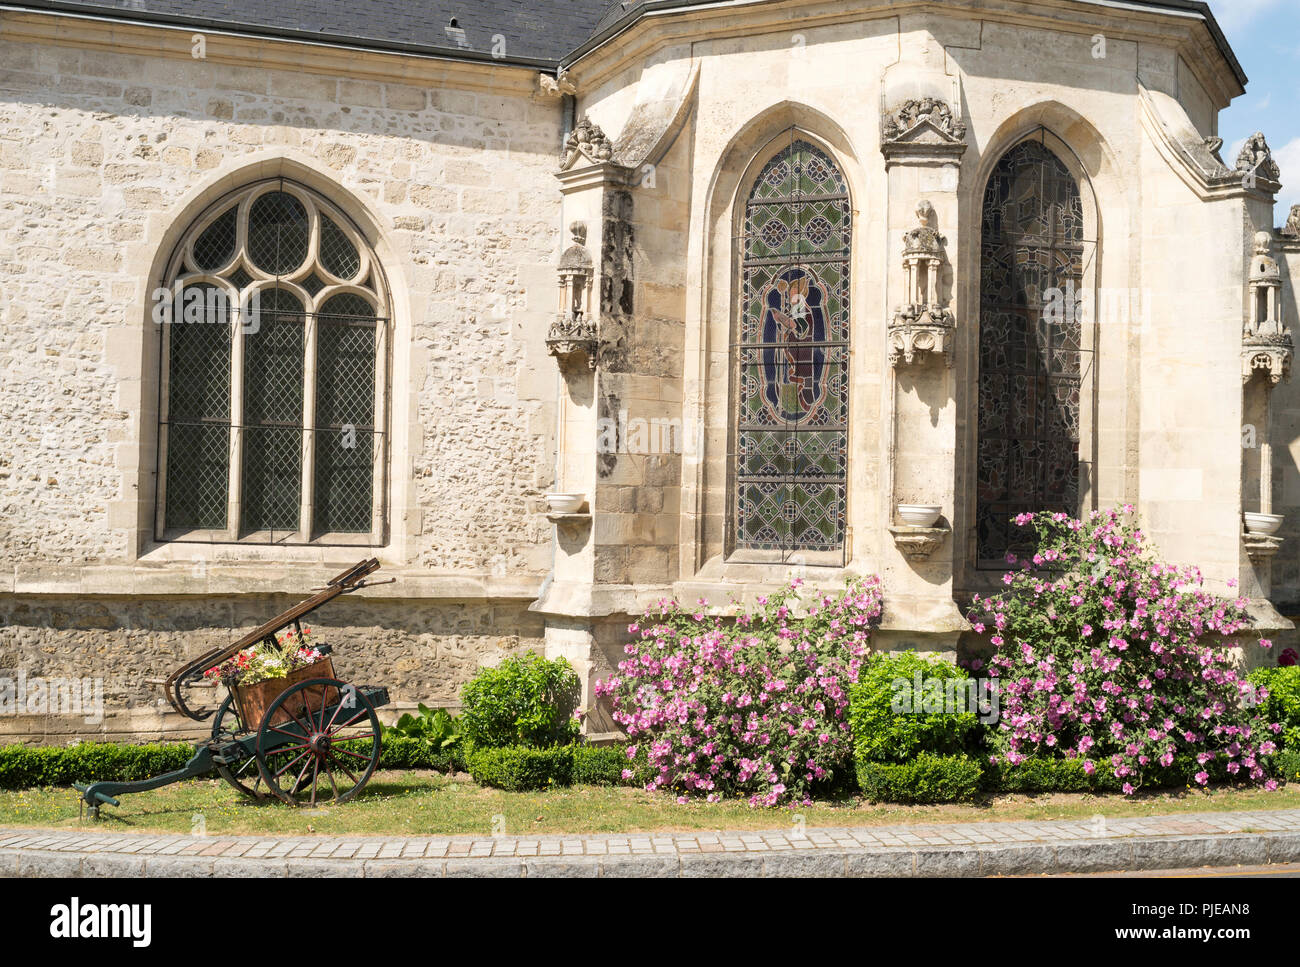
xmin=734 ymin=139 xmax=849 ymax=556
xmin=242 ymin=426 xmax=302 ymax=532
xmin=319 ymin=215 xmax=361 ymax=280
xmin=977 ymin=140 xmax=1085 ymax=566
xmin=314 ymin=293 xmax=376 ymax=534
xmin=167 ymin=284 xmax=230 ymax=422
xmin=228 ymin=265 xmax=253 ymax=292
xmin=242 ymin=287 xmax=303 ymax=533
xmin=165 ymin=423 xmax=229 ymax=530
xmin=314 ymin=428 xmax=374 ymax=533
xmin=164 ymin=282 xmax=231 ymax=531
xmin=192 ymin=207 xmax=237 ymax=271
xmin=247 ymin=191 xmax=308 ymax=276
xmin=244 ymin=288 xmax=304 ymax=426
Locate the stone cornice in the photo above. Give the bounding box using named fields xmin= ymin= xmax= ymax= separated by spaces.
xmin=0 ymin=8 xmax=541 ymax=95
xmin=563 ymin=0 xmax=1244 ymax=110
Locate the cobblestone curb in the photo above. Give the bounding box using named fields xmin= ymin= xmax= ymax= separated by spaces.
xmin=4 ymin=809 xmax=1300 ymax=877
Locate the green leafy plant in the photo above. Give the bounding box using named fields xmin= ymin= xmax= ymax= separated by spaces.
xmin=386 ymin=704 xmax=462 ymax=751
xmin=459 ymin=652 xmax=582 ymax=749
xmin=1248 ymin=665 xmax=1300 ymax=750
xmin=849 ymin=651 xmax=982 ymax=765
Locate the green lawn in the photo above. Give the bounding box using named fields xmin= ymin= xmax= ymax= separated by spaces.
xmin=2 ymin=771 xmax=1299 ymax=837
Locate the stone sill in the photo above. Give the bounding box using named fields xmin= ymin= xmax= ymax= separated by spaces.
xmin=1 ymin=563 xmax=544 ymax=601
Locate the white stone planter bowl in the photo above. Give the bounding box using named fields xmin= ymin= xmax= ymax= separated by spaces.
xmin=545 ymin=493 xmax=586 ymax=514
xmin=897 ymin=504 xmax=942 ymax=528
xmin=1244 ymin=512 xmax=1284 ymax=536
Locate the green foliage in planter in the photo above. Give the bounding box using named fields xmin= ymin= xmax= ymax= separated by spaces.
xmin=459 ymin=652 xmax=582 ymax=749
xmin=856 ymin=753 xmax=983 ymax=804
xmin=467 ymin=745 xmax=575 ymax=791
xmin=0 ymin=743 xmax=193 ymax=790
xmin=849 ymin=651 xmax=982 ymax=765
xmin=1248 ymin=665 xmax=1300 ymax=750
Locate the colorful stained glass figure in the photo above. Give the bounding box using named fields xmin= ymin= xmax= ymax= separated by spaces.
xmin=734 ymin=137 xmax=849 ymax=556
xmin=976 ymin=139 xmax=1086 ymax=566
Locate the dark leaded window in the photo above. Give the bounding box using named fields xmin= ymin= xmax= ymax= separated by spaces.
xmin=733 ymin=136 xmax=850 ymax=559
xmin=976 ymin=140 xmax=1086 ymax=565
xmin=158 ymin=180 xmax=388 ymax=542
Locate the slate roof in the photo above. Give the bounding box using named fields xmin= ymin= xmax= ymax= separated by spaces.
xmin=8 ymin=0 xmax=619 ymax=66
xmin=6 ymin=0 xmax=1244 ymax=85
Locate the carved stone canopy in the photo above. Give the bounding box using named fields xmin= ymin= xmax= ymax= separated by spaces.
xmin=560 ymin=115 xmax=614 ymax=170
xmin=1244 ymin=231 xmax=1291 ymax=384
xmin=890 ymin=201 xmax=955 ymax=366
xmin=1251 ymin=231 xmax=1282 ymax=286
xmin=1236 ymin=132 xmax=1282 ymax=185
xmin=549 ymin=220 xmax=598 ymax=371
xmin=1284 ymin=205 xmax=1300 ymax=239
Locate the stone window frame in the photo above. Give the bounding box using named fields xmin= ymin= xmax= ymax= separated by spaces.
xmin=724 ymin=127 xmax=854 ymax=569
xmin=153 ymin=177 xmax=391 ymax=547
xmin=964 ymin=127 xmax=1101 ymax=577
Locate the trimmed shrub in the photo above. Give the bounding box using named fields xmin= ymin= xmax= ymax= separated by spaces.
xmin=974 ymin=506 xmax=1282 ymax=794
xmin=1248 ymin=665 xmax=1300 ymax=750
xmin=0 ymin=743 xmax=193 ymax=789
xmin=571 ymin=745 xmax=628 ymax=785
xmin=597 ymin=577 xmax=883 ymax=807
xmin=984 ymin=756 xmax=1122 ymax=794
xmin=460 ymin=652 xmax=582 ymax=749
xmin=467 ymin=745 xmax=574 ymax=791
xmin=857 ymin=753 xmax=982 ymax=804
xmin=376 ymin=734 xmax=465 ymax=773
xmin=1273 ymin=749 xmax=1300 ymax=784
xmin=849 ymin=651 xmax=982 ymax=765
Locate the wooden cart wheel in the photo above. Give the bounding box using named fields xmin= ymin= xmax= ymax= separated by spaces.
xmin=254 ymin=678 xmax=381 ymax=807
xmin=210 ymin=693 xmax=269 ymax=800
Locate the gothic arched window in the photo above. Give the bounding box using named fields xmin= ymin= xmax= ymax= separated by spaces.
xmin=733 ymin=136 xmax=850 ymax=560
xmin=976 ymin=139 xmax=1085 ymax=565
xmin=157 ymin=179 xmax=389 ymax=543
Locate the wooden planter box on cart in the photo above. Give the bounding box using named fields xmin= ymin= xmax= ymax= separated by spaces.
xmin=232 ymin=657 xmax=336 ymax=729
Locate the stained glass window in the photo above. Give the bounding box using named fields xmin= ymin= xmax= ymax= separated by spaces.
xmin=733 ymin=137 xmax=850 ymax=557
xmin=159 ymin=180 xmax=387 ymax=542
xmin=976 ymin=139 xmax=1086 ymax=565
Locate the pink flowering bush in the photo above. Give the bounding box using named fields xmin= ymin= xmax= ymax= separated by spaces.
xmin=972 ymin=506 xmax=1281 ymax=794
xmin=594 ymin=577 xmax=883 ymax=807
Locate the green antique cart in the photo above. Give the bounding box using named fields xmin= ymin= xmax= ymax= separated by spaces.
xmin=76 ymin=559 xmax=392 ymax=814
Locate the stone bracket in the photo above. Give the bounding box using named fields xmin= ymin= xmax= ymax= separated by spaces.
xmin=889 ymin=524 xmax=950 ymax=562
xmin=888 ymin=315 xmax=955 ymax=367
xmin=1244 ymin=532 xmax=1283 ymax=563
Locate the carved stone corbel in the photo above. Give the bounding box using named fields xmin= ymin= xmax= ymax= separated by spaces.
xmin=889 ymin=524 xmax=950 ymax=561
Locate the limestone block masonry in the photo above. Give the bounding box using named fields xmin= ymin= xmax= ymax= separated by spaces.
xmin=0 ymin=1 xmax=1295 ymax=742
